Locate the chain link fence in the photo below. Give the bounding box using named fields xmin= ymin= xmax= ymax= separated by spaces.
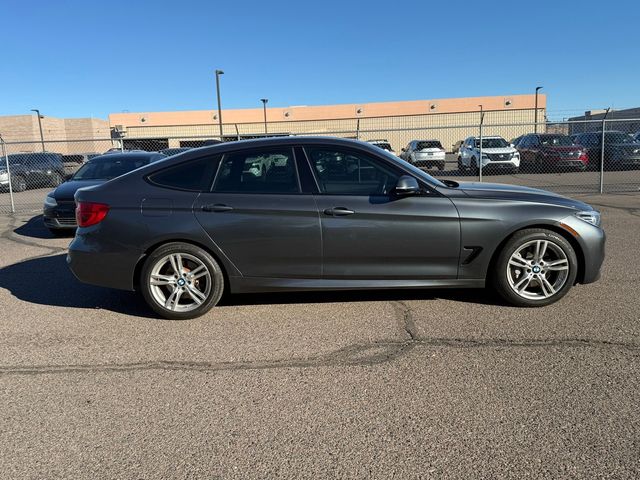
xmin=2 ymin=116 xmax=640 ymax=215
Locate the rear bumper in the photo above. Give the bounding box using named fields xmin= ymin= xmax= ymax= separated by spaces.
xmin=67 ymin=230 xmax=143 ymax=291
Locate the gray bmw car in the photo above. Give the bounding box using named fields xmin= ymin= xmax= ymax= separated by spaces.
xmin=67 ymin=137 xmax=605 ymax=319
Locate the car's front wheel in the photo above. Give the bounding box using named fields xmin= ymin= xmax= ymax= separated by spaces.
xmin=140 ymin=242 xmax=225 ymax=319
xmin=492 ymin=229 xmax=578 ymax=307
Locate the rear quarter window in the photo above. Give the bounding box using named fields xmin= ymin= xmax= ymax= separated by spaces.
xmin=147 ymin=155 xmax=221 ymax=191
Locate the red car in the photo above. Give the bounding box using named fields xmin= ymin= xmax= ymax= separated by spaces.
xmin=516 ymin=134 xmax=588 ymax=171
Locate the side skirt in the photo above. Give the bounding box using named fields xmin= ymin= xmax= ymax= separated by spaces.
xmin=229 ymin=277 xmax=485 ymax=294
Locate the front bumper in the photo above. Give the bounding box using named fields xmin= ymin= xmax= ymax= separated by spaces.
xmin=558 ymin=214 xmax=606 ymax=284
xmin=43 ymin=203 xmax=77 ymax=229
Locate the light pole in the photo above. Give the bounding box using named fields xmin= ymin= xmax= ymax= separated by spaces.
xmin=215 ymin=69 xmax=224 ymax=139
xmin=260 ymin=98 xmax=268 ymax=135
xmin=31 ymin=109 xmax=45 ymax=152
xmin=534 ymin=86 xmax=543 ymax=133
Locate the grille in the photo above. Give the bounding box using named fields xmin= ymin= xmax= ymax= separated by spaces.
xmin=487 ymin=153 xmax=512 ymax=162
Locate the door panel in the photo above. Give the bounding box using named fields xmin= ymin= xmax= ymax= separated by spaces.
xmin=194 ymin=194 xmax=321 ymax=278
xmin=194 ymin=147 xmax=321 ymax=278
xmin=314 ymin=194 xmax=460 ymax=279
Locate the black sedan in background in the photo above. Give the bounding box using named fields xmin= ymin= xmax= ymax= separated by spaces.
xmin=67 ymin=137 xmax=605 ymax=319
xmin=44 ymin=151 xmax=165 ymax=234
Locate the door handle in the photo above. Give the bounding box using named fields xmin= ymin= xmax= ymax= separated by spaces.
xmin=202 ymin=204 xmax=233 ymax=213
xmin=324 ymin=207 xmax=355 ymax=216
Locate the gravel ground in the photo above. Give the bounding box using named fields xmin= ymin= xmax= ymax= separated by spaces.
xmin=0 ymin=193 xmax=639 ymax=479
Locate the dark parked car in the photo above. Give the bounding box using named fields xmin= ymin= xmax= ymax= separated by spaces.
xmin=572 ymin=131 xmax=640 ymax=170
xmin=160 ymin=147 xmax=192 ymax=157
xmin=0 ymin=152 xmax=65 ymax=192
xmin=44 ymin=151 xmax=165 ymax=233
xmin=516 ymin=134 xmax=588 ymax=171
xmin=67 ymin=137 xmax=605 ymax=320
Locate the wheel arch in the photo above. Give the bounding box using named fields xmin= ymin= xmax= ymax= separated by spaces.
xmin=486 ymin=223 xmax=586 ymax=285
xmin=132 ymin=238 xmax=232 ymax=292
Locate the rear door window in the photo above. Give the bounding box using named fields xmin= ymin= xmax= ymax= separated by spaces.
xmin=213 ymin=148 xmax=300 ymax=194
xmin=148 ymin=155 xmax=221 ymax=191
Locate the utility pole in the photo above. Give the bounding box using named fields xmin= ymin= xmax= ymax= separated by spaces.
xmin=31 ymin=109 xmax=45 ymax=152
xmin=534 ymin=86 xmax=543 ymax=133
xmin=260 ymin=98 xmax=268 ymax=135
xmin=215 ymin=70 xmax=224 ymax=139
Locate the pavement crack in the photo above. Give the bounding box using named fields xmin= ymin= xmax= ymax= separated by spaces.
xmin=1 ymin=337 xmax=636 ymax=377
xmin=392 ymin=300 xmax=417 ymax=341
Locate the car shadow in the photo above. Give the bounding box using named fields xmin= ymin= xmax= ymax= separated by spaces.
xmin=13 ymin=215 xmax=75 ymax=240
xmin=0 ymin=253 xmax=505 ymax=319
xmin=223 ymin=287 xmax=504 ymax=307
xmin=0 ymin=253 xmax=155 ymax=318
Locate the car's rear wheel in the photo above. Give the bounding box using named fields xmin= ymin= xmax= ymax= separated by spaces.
xmin=457 ymin=156 xmax=465 ymax=172
xmin=492 ymin=229 xmax=578 ymax=307
xmin=470 ymin=157 xmax=479 ymax=176
xmin=140 ymin=242 xmax=224 ymax=319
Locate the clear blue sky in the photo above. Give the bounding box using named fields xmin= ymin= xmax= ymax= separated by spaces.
xmin=0 ymin=0 xmax=638 ymax=120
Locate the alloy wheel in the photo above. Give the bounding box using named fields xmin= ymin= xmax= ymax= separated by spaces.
xmin=506 ymin=239 xmax=570 ymax=300
xmin=148 ymin=252 xmax=212 ymax=312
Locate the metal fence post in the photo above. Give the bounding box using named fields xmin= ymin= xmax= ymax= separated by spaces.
xmin=478 ymin=106 xmax=485 ymax=182
xmin=356 ymin=118 xmax=360 ymax=140
xmin=599 ymin=108 xmax=610 ymax=194
xmin=0 ymin=134 xmax=15 ymax=213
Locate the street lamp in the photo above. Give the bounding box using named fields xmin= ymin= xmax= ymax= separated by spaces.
xmin=260 ymin=98 xmax=268 ymax=134
xmin=215 ymin=69 xmax=224 ymax=139
xmin=31 ymin=109 xmax=45 ymax=152
xmin=534 ymin=86 xmax=543 ymax=133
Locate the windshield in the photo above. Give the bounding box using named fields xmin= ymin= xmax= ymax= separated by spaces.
xmin=416 ymin=141 xmax=443 ymax=150
xmin=605 ymin=132 xmax=635 ymax=144
xmin=72 ymin=157 xmax=150 ymax=180
xmin=540 ymin=135 xmax=574 ymax=146
xmin=474 ymin=138 xmax=509 ymax=149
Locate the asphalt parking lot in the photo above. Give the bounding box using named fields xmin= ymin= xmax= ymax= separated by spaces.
xmin=1 ymin=193 xmax=639 ymax=479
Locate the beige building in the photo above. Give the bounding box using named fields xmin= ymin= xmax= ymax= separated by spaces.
xmin=0 ymin=115 xmax=111 ymax=155
xmin=108 ymin=94 xmax=547 ymax=153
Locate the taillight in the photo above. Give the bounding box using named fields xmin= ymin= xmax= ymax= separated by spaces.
xmin=76 ymin=202 xmax=109 ymax=227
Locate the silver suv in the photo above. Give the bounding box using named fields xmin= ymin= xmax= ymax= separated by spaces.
xmin=401 ymin=140 xmax=445 ymax=170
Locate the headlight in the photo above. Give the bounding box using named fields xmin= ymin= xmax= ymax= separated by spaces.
xmin=634 ymin=149 xmax=640 ymax=154
xmin=512 ymin=152 xmax=519 ymax=159
xmin=0 ymin=171 xmax=8 ymax=181
xmin=44 ymin=194 xmax=57 ymax=207
xmin=575 ymin=210 xmax=601 ymax=227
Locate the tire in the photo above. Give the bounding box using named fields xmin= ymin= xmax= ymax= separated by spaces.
xmin=457 ymin=156 xmax=465 ymax=172
xmin=492 ymin=228 xmax=578 ymax=307
xmin=11 ymin=175 xmax=27 ymax=192
xmin=140 ymin=242 xmax=225 ymax=320
xmin=437 ymin=162 xmax=445 ymax=171
xmin=470 ymin=157 xmax=479 ymax=176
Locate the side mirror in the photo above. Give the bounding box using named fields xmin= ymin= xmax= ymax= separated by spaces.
xmin=394 ymin=175 xmax=420 ymax=196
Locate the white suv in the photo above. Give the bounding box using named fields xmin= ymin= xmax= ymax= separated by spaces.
xmin=401 ymin=140 xmax=446 ymax=170
xmin=458 ymin=136 xmax=520 ymax=174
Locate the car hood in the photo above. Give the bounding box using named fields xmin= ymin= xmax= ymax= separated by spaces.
xmin=456 ymin=182 xmax=592 ymax=210
xmin=52 ymin=179 xmax=106 ymax=201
